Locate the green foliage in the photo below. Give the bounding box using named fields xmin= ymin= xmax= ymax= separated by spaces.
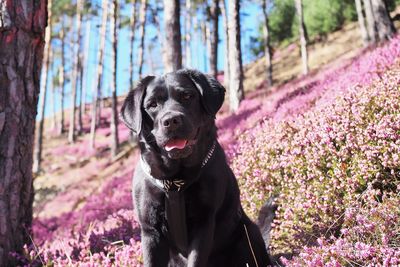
xmin=254 ymin=0 xmax=358 ymax=56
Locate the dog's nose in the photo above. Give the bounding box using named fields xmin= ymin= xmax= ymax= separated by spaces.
xmin=161 ymin=114 xmax=183 ymax=130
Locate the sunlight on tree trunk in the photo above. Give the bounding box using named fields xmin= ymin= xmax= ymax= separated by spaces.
xmin=33 ymin=0 xmax=53 ymax=174
xmin=355 ymin=0 xmax=370 ymax=46
xmin=90 ymin=0 xmax=108 ymax=149
xmin=262 ymin=0 xmax=273 ymax=88
xmin=363 ymin=0 xmax=377 ymax=44
xmin=228 ymin=0 xmax=244 ymax=112
xmin=295 ymin=0 xmax=309 ymax=75
xmin=58 ymin=18 xmax=66 ymax=136
xmin=0 ymin=0 xmax=46 ymax=265
xmin=209 ymin=0 xmax=219 ymax=78
xmin=68 ymin=0 xmax=84 ymax=143
xmin=137 ymin=0 xmax=147 ymax=79
xmin=185 ymin=0 xmax=192 ymax=68
xmin=371 ymin=0 xmax=396 ymax=41
xmin=163 ymin=0 xmax=182 ymax=72
xmin=220 ymin=0 xmax=230 ymax=88
xmin=129 ymin=0 xmax=138 ymax=90
xmin=110 ymin=0 xmax=120 ymax=157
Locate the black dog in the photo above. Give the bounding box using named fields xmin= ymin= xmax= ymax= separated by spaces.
xmin=121 ymin=69 xmax=274 ymax=266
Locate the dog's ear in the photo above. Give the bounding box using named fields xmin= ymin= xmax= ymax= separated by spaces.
xmin=180 ymin=69 xmax=225 ymax=117
xmin=120 ymin=75 xmax=155 ymax=134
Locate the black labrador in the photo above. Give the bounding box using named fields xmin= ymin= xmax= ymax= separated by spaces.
xmin=121 ymin=69 xmax=275 ymax=266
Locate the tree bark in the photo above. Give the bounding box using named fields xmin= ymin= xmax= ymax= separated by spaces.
xmin=208 ymin=0 xmax=219 ymax=78
xmin=262 ymin=0 xmax=273 ymax=88
xmin=220 ymin=0 xmax=230 ymax=87
xmin=68 ymin=0 xmax=84 ymax=143
xmin=184 ymin=0 xmax=192 ymax=68
xmin=129 ymin=0 xmax=138 ymax=90
xmin=137 ymin=0 xmax=147 ymax=78
xmin=33 ymin=0 xmax=53 ymax=174
xmin=163 ymin=0 xmax=182 ymax=72
xmin=90 ymin=0 xmax=108 ymax=149
xmin=295 ymin=0 xmax=309 ymax=75
xmin=0 ymin=0 xmax=47 ymax=266
xmin=110 ymin=0 xmax=119 ymax=157
xmin=371 ymin=0 xmax=396 ymax=41
xmin=355 ymin=0 xmax=370 ymax=46
xmin=363 ymin=0 xmax=378 ymax=44
xmin=58 ymin=18 xmax=66 ymax=135
xmin=228 ymin=0 xmax=244 ymax=112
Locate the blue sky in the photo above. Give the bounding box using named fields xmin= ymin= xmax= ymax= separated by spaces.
xmin=40 ymin=1 xmax=262 ymax=119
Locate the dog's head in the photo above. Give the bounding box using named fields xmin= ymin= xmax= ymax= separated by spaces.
xmin=121 ymin=69 xmax=225 ymax=160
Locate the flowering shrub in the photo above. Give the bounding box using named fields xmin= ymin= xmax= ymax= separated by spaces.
xmin=232 ymin=67 xmax=400 ymax=263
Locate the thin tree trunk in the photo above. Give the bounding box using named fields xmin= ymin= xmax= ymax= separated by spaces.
xmin=129 ymin=0 xmax=138 ymax=90
xmin=163 ymin=0 xmax=182 ymax=72
xmin=50 ymin=50 xmax=56 ymax=132
xmin=110 ymin=0 xmax=119 ymax=157
xmin=355 ymin=0 xmax=370 ymax=46
xmin=262 ymin=0 xmax=273 ymax=88
xmin=371 ymin=0 xmax=396 ymax=41
xmin=185 ymin=0 xmax=192 ymax=67
xmin=228 ymin=0 xmax=244 ymax=112
xmin=90 ymin=0 xmax=108 ymax=149
xmin=295 ymin=0 xmax=309 ymax=75
xmin=220 ymin=0 xmax=230 ymax=87
xmin=137 ymin=0 xmax=147 ymax=78
xmin=33 ymin=0 xmax=53 ymax=174
xmin=77 ymin=55 xmax=83 ymax=134
xmin=209 ymin=0 xmax=219 ymax=78
xmin=68 ymin=0 xmax=84 ymax=143
xmin=0 ymin=1 xmax=47 ymax=265
xmin=58 ymin=18 xmax=66 ymax=135
xmin=363 ymin=0 xmax=377 ymax=44
xmin=80 ymin=20 xmax=91 ymax=122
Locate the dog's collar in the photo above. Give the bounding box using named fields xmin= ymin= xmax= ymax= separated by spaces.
xmin=140 ymin=141 xmax=217 ymax=192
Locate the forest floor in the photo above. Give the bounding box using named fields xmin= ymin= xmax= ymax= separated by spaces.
xmin=29 ymin=14 xmax=400 ymax=266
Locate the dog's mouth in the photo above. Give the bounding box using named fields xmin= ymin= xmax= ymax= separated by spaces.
xmin=164 ymin=139 xmax=188 ymax=151
xmin=162 ymin=128 xmax=200 ymax=157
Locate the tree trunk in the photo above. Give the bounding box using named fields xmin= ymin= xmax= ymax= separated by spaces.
xmin=79 ymin=20 xmax=91 ymax=129
xmin=58 ymin=19 xmax=66 ymax=135
xmin=137 ymin=0 xmax=147 ymax=78
xmin=129 ymin=0 xmax=138 ymax=90
xmin=295 ymin=0 xmax=309 ymax=75
xmin=262 ymin=0 xmax=273 ymax=88
xmin=68 ymin=0 xmax=84 ymax=143
xmin=163 ymin=0 xmax=182 ymax=72
xmin=220 ymin=0 xmax=230 ymax=87
xmin=363 ymin=0 xmax=378 ymax=44
xmin=184 ymin=0 xmax=192 ymax=68
xmin=90 ymin=0 xmax=108 ymax=149
xmin=209 ymin=0 xmax=219 ymax=78
xmin=371 ymin=0 xmax=396 ymax=41
xmin=110 ymin=0 xmax=120 ymax=157
xmin=228 ymin=0 xmax=244 ymax=112
xmin=355 ymin=0 xmax=370 ymax=46
xmin=33 ymin=0 xmax=53 ymax=174
xmin=77 ymin=53 xmax=83 ymax=134
xmin=50 ymin=54 xmax=56 ymax=132
xmin=0 ymin=0 xmax=47 ymax=266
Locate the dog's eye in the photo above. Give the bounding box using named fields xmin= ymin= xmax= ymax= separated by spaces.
xmin=147 ymin=101 xmax=157 ymax=109
xmin=183 ymin=92 xmax=192 ymax=100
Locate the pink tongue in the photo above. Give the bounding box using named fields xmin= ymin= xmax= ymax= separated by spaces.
xmin=165 ymin=139 xmax=187 ymax=151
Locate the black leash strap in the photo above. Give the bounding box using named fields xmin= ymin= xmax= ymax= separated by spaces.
xmin=165 ymin=191 xmax=188 ymax=255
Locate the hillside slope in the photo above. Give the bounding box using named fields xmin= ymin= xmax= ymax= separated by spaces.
xmin=21 ymin=31 xmax=400 ymax=267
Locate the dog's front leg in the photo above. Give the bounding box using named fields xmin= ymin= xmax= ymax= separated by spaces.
xmin=187 ymin=217 xmax=215 ymax=267
xmin=141 ymin=227 xmax=169 ymax=267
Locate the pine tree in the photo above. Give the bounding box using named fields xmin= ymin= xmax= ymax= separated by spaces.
xmin=163 ymin=0 xmax=182 ymax=72
xmin=0 ymin=0 xmax=47 ymax=265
